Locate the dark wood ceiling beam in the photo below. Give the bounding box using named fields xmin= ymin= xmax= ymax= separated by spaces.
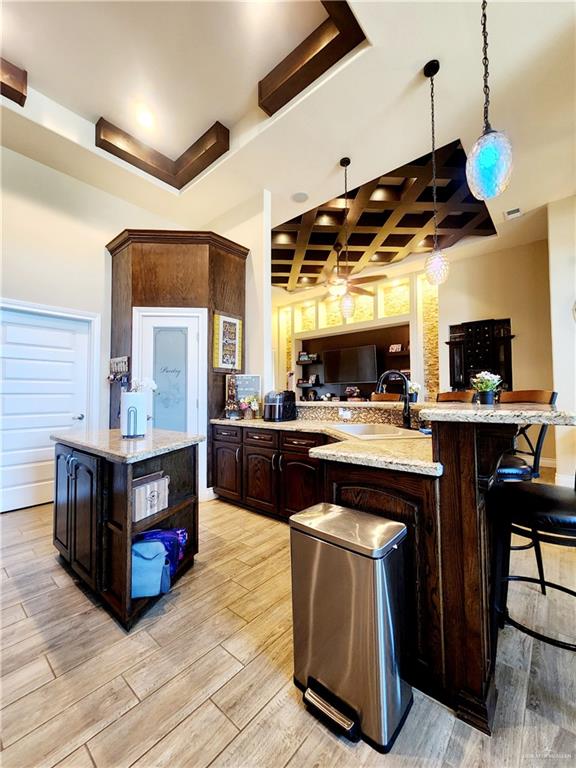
xmin=440 ymin=212 xmax=490 ymax=250
xmin=315 ymin=178 xmax=381 ymax=283
xmin=350 ymin=144 xmax=456 ymax=274
xmin=95 ymin=119 xmax=229 ymax=190
xmin=1 ymin=58 xmax=27 ymax=106
xmin=258 ymin=1 xmax=366 ymax=116
xmin=287 ymin=208 xmax=319 ymax=291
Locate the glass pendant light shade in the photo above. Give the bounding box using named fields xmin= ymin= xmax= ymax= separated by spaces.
xmin=425 ymin=249 xmax=449 ymax=286
xmin=466 ymin=130 xmax=512 ymax=200
xmin=328 ymin=279 xmax=347 ymax=298
xmin=340 ymin=291 xmax=355 ymax=319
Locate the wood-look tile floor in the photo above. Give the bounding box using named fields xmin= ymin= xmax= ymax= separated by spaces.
xmin=1 ymin=494 xmax=575 ymax=768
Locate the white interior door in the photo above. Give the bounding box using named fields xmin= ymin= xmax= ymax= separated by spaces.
xmin=133 ymin=308 xmax=208 ymax=498
xmin=1 ymin=308 xmax=91 ymax=512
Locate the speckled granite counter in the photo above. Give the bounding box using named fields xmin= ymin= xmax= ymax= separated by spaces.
xmin=309 ymin=438 xmax=442 ymax=476
xmin=211 ymin=418 xmax=439 ymax=475
xmin=50 ymin=428 xmax=205 ymax=464
xmin=420 ymin=403 xmax=576 ymax=425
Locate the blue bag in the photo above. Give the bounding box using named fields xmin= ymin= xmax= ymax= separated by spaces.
xmin=134 ymin=528 xmax=186 ymax=578
xmin=131 ymin=540 xmax=171 ymax=598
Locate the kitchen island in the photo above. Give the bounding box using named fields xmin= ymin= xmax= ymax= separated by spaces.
xmin=50 ymin=428 xmax=204 ymax=629
xmin=212 ymin=404 xmax=575 ymax=735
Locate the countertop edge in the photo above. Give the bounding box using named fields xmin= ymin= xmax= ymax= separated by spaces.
xmin=50 ymin=431 xmax=205 ymax=464
xmin=309 ymin=444 xmax=443 ymax=477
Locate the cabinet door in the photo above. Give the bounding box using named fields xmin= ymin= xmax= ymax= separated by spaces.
xmin=213 ymin=442 xmax=242 ymax=502
xmin=53 ymin=443 xmax=72 ymax=561
xmin=278 ymin=451 xmax=324 ymax=519
xmin=242 ymin=446 xmax=278 ymax=514
xmin=69 ymin=449 xmax=100 ymax=590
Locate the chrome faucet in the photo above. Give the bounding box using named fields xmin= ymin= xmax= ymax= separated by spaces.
xmin=375 ymin=369 xmax=411 ymax=429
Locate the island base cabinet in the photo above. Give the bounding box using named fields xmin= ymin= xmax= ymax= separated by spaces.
xmin=278 ymin=452 xmax=323 ymax=519
xmin=53 ymin=444 xmax=101 ymax=591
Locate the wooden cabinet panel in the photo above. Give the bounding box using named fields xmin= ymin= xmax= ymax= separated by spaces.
xmin=243 ymin=428 xmax=278 ymax=448
xmin=53 ymin=444 xmax=72 ymax=561
xmin=70 ymin=450 xmax=100 ymax=591
xmin=280 ymin=432 xmax=325 ymax=452
xmin=242 ymin=446 xmax=278 ymax=513
xmin=213 ymin=424 xmax=242 ymax=443
xmin=278 ymin=451 xmax=323 ymax=519
xmin=213 ymin=442 xmax=242 ymax=502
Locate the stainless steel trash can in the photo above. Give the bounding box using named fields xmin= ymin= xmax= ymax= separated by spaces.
xmin=290 ymin=502 xmax=413 ymax=753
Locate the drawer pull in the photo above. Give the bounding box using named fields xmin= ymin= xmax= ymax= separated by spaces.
xmin=290 ymin=439 xmax=310 ymax=446
xmin=220 ymin=431 xmax=234 ymax=436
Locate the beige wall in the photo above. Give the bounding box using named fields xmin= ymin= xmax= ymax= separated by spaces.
xmin=207 ymin=192 xmax=274 ymax=392
xmin=438 ymin=239 xmax=556 ymax=461
xmin=1 ymin=148 xmax=179 ymax=427
xmin=547 ymin=196 xmax=576 ymax=485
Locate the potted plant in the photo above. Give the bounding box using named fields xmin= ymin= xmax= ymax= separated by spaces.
xmin=408 ymin=381 xmax=421 ymax=403
xmin=471 ymin=371 xmax=502 ymax=404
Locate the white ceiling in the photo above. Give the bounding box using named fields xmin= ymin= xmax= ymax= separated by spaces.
xmin=2 ymin=1 xmax=327 ymax=157
xmin=1 ymin=1 xmax=575 ymax=252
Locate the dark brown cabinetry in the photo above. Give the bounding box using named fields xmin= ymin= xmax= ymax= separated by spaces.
xmin=53 ymin=440 xmax=199 ymax=629
xmin=212 ymin=425 xmax=327 ymax=519
xmin=53 ymin=444 xmax=101 ymax=590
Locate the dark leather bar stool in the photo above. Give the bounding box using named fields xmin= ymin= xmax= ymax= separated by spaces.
xmin=489 ymin=475 xmax=576 ymax=652
xmin=496 ymin=390 xmax=557 ymax=482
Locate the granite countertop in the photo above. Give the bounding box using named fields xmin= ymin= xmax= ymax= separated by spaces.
xmin=50 ymin=429 xmax=205 ymax=464
xmin=420 ymin=403 xmax=576 ymax=426
xmin=297 ymin=401 xmax=432 ymax=410
xmin=211 ymin=418 xmax=439 ymax=476
xmin=310 ymin=438 xmax=442 ymax=477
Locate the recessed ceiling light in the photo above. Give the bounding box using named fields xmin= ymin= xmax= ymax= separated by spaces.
xmin=292 ymin=192 xmax=309 ymax=203
xmin=136 ymin=105 xmax=155 ymax=130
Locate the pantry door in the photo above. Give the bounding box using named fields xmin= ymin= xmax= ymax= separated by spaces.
xmin=132 ymin=308 xmax=208 ymax=490
xmin=1 ymin=304 xmax=97 ymax=512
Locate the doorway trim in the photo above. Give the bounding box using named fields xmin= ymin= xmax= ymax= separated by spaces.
xmin=0 ymin=297 xmax=101 ymax=430
xmin=131 ymin=307 xmax=209 ymax=498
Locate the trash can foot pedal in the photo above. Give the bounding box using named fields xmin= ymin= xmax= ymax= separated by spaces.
xmin=303 ymin=681 xmax=360 ymax=742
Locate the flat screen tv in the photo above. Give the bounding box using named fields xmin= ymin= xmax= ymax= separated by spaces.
xmin=323 ymin=345 xmax=378 ymax=384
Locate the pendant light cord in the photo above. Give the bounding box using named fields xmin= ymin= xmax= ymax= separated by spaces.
xmin=481 ymin=0 xmax=492 ymax=132
xmin=344 ymin=163 xmax=349 ymax=277
xmin=430 ymin=74 xmax=439 ymax=253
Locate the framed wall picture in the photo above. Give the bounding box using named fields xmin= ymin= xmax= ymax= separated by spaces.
xmin=213 ymin=312 xmax=243 ymax=372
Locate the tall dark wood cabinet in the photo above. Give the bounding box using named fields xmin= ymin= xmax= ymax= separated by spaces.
xmin=106 ymin=230 xmax=249 ymax=485
xmin=446 ymin=318 xmax=514 ymax=391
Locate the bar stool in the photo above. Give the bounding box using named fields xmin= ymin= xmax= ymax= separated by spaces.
xmin=489 ymin=475 xmax=576 ymax=652
xmin=436 ymin=391 xmax=475 ymax=403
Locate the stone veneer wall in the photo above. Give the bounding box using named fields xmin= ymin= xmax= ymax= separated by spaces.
xmin=421 ymin=278 xmax=439 ymax=399
xmin=296 ymin=405 xmax=422 ymax=429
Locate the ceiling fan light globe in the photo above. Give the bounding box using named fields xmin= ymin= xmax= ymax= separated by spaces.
xmin=341 ymin=292 xmax=355 ymax=319
xmin=328 ymin=281 xmax=348 ymax=297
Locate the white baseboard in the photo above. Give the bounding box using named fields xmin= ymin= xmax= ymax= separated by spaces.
xmin=555 ymin=473 xmax=574 ymax=488
xmin=200 ymin=487 xmax=217 ymax=502
xmin=539 ymin=458 xmax=556 ymax=468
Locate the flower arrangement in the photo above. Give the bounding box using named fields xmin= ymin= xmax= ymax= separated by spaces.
xmin=239 ymin=395 xmax=259 ymax=411
xmin=408 ymin=381 xmax=421 ymax=395
xmin=129 ymin=377 xmax=157 ymax=393
xmin=470 ymin=371 xmax=502 ymax=392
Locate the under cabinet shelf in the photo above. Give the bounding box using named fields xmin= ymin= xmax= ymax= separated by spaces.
xmin=132 ymin=496 xmax=197 ymax=534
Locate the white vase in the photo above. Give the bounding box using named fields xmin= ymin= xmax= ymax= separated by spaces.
xmin=120 ymin=391 xmax=147 ymax=438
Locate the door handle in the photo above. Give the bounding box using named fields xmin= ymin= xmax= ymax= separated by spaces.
xmin=72 ymin=414 xmax=85 ymax=421
xmin=279 ymin=454 xmax=284 ymax=472
xmin=235 ymin=447 xmax=240 ymax=462
xmin=271 ymin=452 xmax=277 ymax=472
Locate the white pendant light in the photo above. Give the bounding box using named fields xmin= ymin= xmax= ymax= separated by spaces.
xmin=423 ymin=60 xmax=449 ymax=286
xmin=341 ymin=291 xmax=355 ymax=319
xmin=466 ymin=0 xmax=513 ymax=200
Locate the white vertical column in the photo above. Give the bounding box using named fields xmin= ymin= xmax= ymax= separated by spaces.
xmin=409 ymin=274 xmax=425 ymax=396
xmin=547 ymin=195 xmax=576 ymax=486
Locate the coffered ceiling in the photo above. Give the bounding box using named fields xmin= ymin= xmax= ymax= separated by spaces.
xmin=271 ymin=140 xmax=497 ymax=290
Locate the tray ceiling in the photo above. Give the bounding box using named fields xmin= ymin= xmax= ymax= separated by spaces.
xmin=271 ymin=140 xmax=497 ymax=291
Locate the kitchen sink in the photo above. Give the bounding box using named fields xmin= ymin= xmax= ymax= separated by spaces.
xmin=333 ymin=423 xmax=427 ymax=440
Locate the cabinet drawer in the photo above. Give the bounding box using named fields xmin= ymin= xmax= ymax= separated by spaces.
xmin=213 ymin=424 xmax=242 ymax=443
xmin=280 ymin=432 xmax=325 ymax=452
xmin=244 ymin=429 xmax=278 ymax=448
